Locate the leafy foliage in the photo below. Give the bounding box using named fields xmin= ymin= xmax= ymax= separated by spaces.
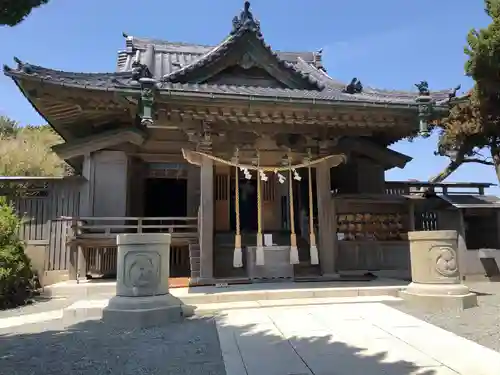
xmin=0 ymin=0 xmax=49 ymax=27
xmin=432 ymin=0 xmax=500 ymax=182
xmin=0 ymin=116 xmax=69 ymax=176
xmin=0 ymin=197 xmax=37 ymax=309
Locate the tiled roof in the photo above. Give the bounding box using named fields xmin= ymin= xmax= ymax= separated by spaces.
xmin=4 ymin=1 xmax=452 ymax=107
xmin=117 ymin=36 xmax=320 ymax=76
xmin=3 ymin=61 xmax=452 ymax=107
xmin=116 ymin=36 xmax=451 ymax=104
xmin=439 ymin=195 xmax=500 ymax=209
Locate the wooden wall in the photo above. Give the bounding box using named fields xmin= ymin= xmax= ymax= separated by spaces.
xmin=214 ymin=165 xmax=230 ymax=231
xmin=3 ymin=179 xmax=81 ymax=283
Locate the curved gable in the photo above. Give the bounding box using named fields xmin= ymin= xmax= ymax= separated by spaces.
xmin=162 ymin=2 xmax=323 ymax=90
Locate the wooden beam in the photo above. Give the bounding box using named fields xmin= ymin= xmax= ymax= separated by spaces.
xmin=52 ymin=128 xmax=147 ymax=160
xmin=133 ymin=153 xmax=187 ymax=163
xmin=338 ymin=137 xmax=412 ymax=169
xmin=143 ymin=140 xmax=194 ymax=151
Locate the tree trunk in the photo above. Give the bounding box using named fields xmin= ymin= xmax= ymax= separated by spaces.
xmin=427 ymin=146 xmax=468 ymax=186
xmin=490 ymin=143 xmax=500 ymax=184
xmin=428 ymin=160 xmax=462 ymax=184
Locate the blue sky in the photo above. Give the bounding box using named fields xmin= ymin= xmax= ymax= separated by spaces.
xmin=0 ymin=0 xmax=494 ymax=188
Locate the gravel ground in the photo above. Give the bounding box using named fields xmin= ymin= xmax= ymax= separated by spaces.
xmin=0 ymin=316 xmax=226 ymax=375
xmin=393 ymin=281 xmax=500 ymax=352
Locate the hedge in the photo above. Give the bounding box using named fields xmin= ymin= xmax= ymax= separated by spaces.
xmin=0 ymin=197 xmax=37 ymax=309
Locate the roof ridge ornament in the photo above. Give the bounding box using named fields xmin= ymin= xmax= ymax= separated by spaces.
xmin=12 ymin=57 xmax=33 ymax=74
xmin=231 ymin=1 xmax=261 ymax=36
xmin=343 ymin=78 xmax=363 ymax=94
xmin=415 ymin=80 xmax=430 ymax=96
xmin=131 ymin=60 xmax=153 ymax=81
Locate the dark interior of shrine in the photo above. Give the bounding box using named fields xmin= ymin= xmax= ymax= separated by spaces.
xmin=144 ymin=178 xmax=188 ymax=218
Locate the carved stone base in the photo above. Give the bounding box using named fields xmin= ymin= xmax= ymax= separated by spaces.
xmin=103 ymin=233 xmax=195 ymax=328
xmin=400 ymin=282 xmax=478 ymax=310
xmin=102 ymin=294 xmax=194 ymax=328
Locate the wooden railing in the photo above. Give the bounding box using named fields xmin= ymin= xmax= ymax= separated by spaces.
xmin=62 ymin=216 xmax=198 ymax=247
xmin=385 ymin=181 xmax=493 ymax=196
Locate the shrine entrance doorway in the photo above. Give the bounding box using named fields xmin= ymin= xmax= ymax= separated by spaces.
xmin=144 ymin=178 xmax=188 ymax=218
xmin=143 ymin=178 xmax=190 ymax=280
xmin=230 ymin=178 xmax=258 ymax=233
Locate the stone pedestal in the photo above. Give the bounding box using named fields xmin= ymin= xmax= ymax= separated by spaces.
xmin=400 ymin=230 xmax=477 ymax=310
xmin=247 ymin=246 xmax=293 ymax=281
xmin=102 ymin=233 xmax=193 ymax=328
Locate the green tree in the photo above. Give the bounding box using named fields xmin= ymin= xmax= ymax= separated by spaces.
xmin=0 ymin=116 xmax=19 ymax=137
xmin=0 ymin=0 xmax=49 ymax=27
xmin=0 ymin=197 xmax=37 ymax=308
xmin=431 ymin=0 xmax=500 ymax=183
xmin=0 ymin=117 xmax=67 ymax=176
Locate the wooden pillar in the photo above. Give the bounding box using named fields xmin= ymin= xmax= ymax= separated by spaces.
xmin=200 ymin=157 xmax=214 ymax=280
xmin=457 ymin=210 xmax=468 ymax=279
xmin=187 ymin=164 xmax=201 ymax=217
xmin=408 ymin=200 xmax=416 ymax=231
xmin=78 ymin=154 xmax=94 ymax=217
xmin=496 ymin=211 xmax=500 ymax=249
xmin=316 ymin=162 xmax=336 ymax=275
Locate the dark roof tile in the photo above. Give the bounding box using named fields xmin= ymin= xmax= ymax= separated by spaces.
xmin=4 ymin=0 xmax=452 ymax=107
xmin=116 ymin=36 xmax=450 ymax=103
xmin=3 ymin=61 xmax=451 ymax=107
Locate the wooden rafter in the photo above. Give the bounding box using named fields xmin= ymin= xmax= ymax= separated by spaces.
xmin=52 ymin=127 xmax=147 ymax=160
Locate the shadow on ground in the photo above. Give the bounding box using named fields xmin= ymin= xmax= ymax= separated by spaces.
xmin=0 ymin=310 xmax=442 ymax=375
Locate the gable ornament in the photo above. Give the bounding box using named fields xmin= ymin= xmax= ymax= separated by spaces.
xmin=231 ymin=1 xmax=261 ymax=35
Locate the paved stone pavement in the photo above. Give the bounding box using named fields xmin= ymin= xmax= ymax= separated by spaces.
xmin=394 ymin=281 xmax=500 ymax=352
xmin=2 ymin=297 xmax=500 ymax=374
xmin=216 ymin=302 xmax=500 ymax=375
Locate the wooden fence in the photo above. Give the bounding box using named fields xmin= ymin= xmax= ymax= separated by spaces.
xmin=66 ymin=217 xmax=197 ymax=278
xmin=2 ymin=177 xmax=81 ymax=272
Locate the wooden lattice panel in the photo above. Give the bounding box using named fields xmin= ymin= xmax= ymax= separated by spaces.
xmin=215 ymin=166 xmax=230 ymax=231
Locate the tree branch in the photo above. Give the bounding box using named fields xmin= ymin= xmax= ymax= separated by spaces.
xmin=428 ymin=161 xmax=462 ymax=184
xmin=462 ymin=158 xmax=494 ymax=165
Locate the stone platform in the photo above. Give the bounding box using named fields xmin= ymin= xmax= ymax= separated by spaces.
xmin=43 ymin=279 xmax=406 ymax=301
xmin=61 ymin=280 xmax=406 ymax=323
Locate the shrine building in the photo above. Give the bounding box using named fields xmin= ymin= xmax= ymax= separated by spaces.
xmin=5 ymin=2 xmax=469 ymax=285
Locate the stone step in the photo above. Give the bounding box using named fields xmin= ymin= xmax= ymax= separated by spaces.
xmin=43 ymin=279 xmax=406 ymax=301
xmin=188 ymin=243 xmax=201 ymax=274
xmin=189 ymin=257 xmax=200 ymax=269
xmin=42 ymin=281 xmax=117 ymax=299
xmin=62 ymin=294 xmax=403 ymax=322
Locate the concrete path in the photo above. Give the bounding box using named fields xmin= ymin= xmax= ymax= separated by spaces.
xmin=215 ymin=302 xmax=500 ymax=375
